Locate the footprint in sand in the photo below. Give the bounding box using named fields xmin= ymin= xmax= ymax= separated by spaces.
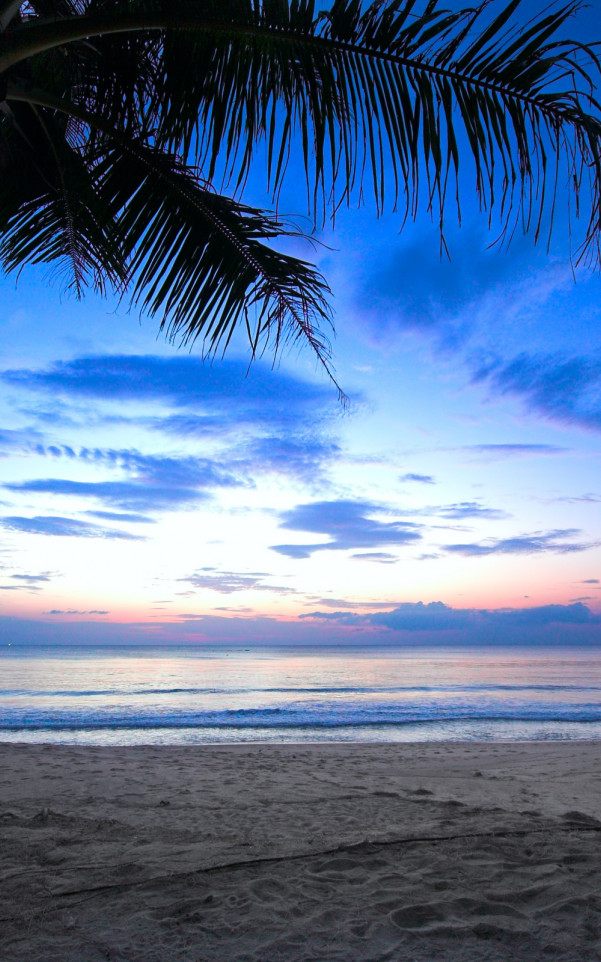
xmin=391 ymin=901 xmax=447 ymax=929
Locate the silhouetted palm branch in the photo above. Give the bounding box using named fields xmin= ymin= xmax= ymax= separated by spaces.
xmin=1 ymin=0 xmax=600 ymax=388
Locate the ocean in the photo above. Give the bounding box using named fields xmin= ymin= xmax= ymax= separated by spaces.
xmin=1 ymin=645 xmax=601 ymax=744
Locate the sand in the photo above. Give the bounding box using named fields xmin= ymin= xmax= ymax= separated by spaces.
xmin=1 ymin=741 xmax=601 ymax=961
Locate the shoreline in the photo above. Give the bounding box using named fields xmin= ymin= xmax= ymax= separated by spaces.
xmin=2 ymin=741 xmax=601 ymax=960
xmin=2 ymin=734 xmax=601 ymax=745
xmin=4 ymin=717 xmax=601 ymax=746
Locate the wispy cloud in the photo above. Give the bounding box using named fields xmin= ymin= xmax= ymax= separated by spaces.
xmin=4 ymin=358 xmax=349 ymax=489
xmin=350 ymin=552 xmax=399 ymax=563
xmin=213 ymin=606 xmax=254 ymax=614
xmin=0 ymin=516 xmax=143 ymax=540
xmin=308 ymin=597 xmax=403 ymax=609
xmin=350 ymin=224 xmax=571 ymax=357
xmin=46 ymin=609 xmax=109 ymax=615
xmin=554 ymin=493 xmax=601 ymax=505
xmin=472 ymin=353 xmax=601 ymax=431
xmin=178 ymin=568 xmax=295 ymax=595
xmin=0 ymin=584 xmax=42 ymax=591
xmin=4 ymin=478 xmax=213 ymax=513
xmin=30 ymin=445 xmax=240 ymax=482
xmin=10 ymin=573 xmax=52 ymax=583
xmin=462 ymin=443 xmax=569 ymax=459
xmin=433 ymin=501 xmax=508 ymax=520
xmin=0 ymin=428 xmax=44 ymax=454
xmin=1 ymin=355 xmax=342 ymax=431
xmin=33 ymin=432 xmax=343 ymax=489
xmin=354 ymin=227 xmax=524 ymax=336
xmin=445 ymin=529 xmax=595 ymax=556
xmin=400 ymin=473 xmax=436 ymax=484
xmin=271 ymin=499 xmax=421 ymax=558
xmin=86 ymin=510 xmax=155 ymax=524
xmin=0 ymin=572 xmax=51 ymax=592
xmin=235 ymin=436 xmax=341 ymax=484
xmin=3 ymin=446 xmax=244 ymax=513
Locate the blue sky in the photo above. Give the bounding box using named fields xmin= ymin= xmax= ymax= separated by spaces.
xmin=1 ymin=0 xmax=600 ymax=647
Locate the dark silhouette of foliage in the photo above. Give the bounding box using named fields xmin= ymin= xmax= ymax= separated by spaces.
xmin=1 ymin=0 xmax=600 ymax=391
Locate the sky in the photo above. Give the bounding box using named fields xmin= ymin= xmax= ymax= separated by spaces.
xmin=1 ymin=1 xmax=601 ymax=648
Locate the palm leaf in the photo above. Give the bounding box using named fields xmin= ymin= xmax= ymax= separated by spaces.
xmin=125 ymin=0 xmax=599 ymax=254
xmin=3 ymin=84 xmax=340 ymax=390
xmin=0 ymin=101 xmax=126 ymax=294
xmin=95 ymin=141 xmax=336 ymax=374
xmin=5 ymin=2 xmax=601 ymax=237
xmin=2 ymin=0 xmax=601 ymax=382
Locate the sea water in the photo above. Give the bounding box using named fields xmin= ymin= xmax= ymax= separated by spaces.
xmin=1 ymin=645 xmax=601 ymax=744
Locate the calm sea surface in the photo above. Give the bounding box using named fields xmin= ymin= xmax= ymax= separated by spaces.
xmin=1 ymin=646 xmax=601 ymax=744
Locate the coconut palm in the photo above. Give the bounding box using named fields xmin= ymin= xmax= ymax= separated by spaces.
xmin=1 ymin=0 xmax=600 ymax=391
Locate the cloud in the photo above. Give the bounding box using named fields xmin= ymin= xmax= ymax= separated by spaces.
xmin=30 ymin=444 xmax=76 ymax=459
xmin=0 ymin=572 xmax=51 ymax=592
xmin=301 ymin=600 xmax=601 ymax=631
xmin=4 ymin=478 xmax=213 ymax=512
xmin=271 ymin=544 xmax=322 ymax=559
xmin=10 ymin=573 xmax=51 ymax=583
xmin=400 ymin=473 xmax=436 ymax=484
xmin=582 ymin=579 xmax=600 ymax=584
xmin=73 ymin=449 xmax=238 ymax=487
xmin=46 ymin=609 xmax=109 ymax=615
xmin=5 ymin=359 xmax=349 ymax=488
xmin=86 ymin=510 xmax=155 ymax=524
xmin=147 ymin=414 xmax=233 ymax=438
xmin=0 ymin=428 xmax=44 ymax=454
xmin=335 ymin=499 xmax=506 ymax=524
xmin=1 ymin=355 xmax=341 ymax=430
xmin=445 ymin=529 xmax=595 ymax=556
xmin=301 ymin=600 xmax=471 ymax=629
xmin=2 ymin=601 xmax=600 ymax=648
xmin=271 ymin=499 xmax=422 ymax=558
xmin=213 ymin=606 xmax=254 ymax=613
xmin=433 ymin=501 xmax=508 ymax=520
xmin=236 ymin=435 xmax=341 ymax=483
xmin=353 ymin=226 xmax=526 ymax=335
xmin=350 ymin=223 xmax=572 ymax=358
xmin=31 ymin=446 xmax=239 ymax=482
xmin=0 ymin=584 xmax=43 ymax=591
xmin=350 ymin=552 xmax=398 ymax=563
xmin=178 ymin=568 xmax=295 ymax=595
xmin=5 ymin=447 xmax=245 ymax=515
xmin=309 ymin=598 xmax=404 ymax=609
xmin=0 ymin=515 xmax=143 ymax=540
xmin=472 ymin=352 xmax=601 ymax=431
xmin=463 ymin=443 xmax=569 ymax=459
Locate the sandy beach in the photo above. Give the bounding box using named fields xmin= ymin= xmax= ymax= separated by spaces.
xmin=1 ymin=741 xmax=601 ymax=960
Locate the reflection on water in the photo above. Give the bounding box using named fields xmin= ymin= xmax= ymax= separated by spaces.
xmin=1 ymin=645 xmax=601 ymax=744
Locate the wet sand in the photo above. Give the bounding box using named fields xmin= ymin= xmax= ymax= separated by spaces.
xmin=1 ymin=741 xmax=601 ymax=960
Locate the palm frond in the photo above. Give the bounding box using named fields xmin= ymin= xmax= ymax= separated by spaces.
xmin=144 ymin=0 xmax=601 ymax=256
xmin=5 ymin=1 xmax=601 ymax=253
xmin=95 ymin=140 xmax=337 ymax=375
xmin=6 ymin=1 xmax=601 ymax=224
xmin=2 ymin=0 xmax=601 ymax=386
xmin=0 ymin=102 xmax=126 ymax=293
xmin=3 ymin=82 xmax=340 ymax=388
